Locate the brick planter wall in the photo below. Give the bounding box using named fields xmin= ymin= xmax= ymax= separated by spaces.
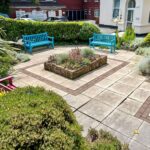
xmin=44 ymin=55 xmax=107 ymax=79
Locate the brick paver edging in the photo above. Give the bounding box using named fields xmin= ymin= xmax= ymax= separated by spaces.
xmin=135 ymin=96 xmax=150 ymax=124
xmin=20 ymin=58 xmax=129 ymax=96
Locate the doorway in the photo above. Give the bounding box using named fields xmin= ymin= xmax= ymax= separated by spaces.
xmin=126 ymin=0 xmax=136 ymax=27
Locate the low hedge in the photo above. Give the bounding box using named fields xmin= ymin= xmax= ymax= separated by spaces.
xmin=0 ymin=17 xmax=100 ymax=43
xmin=0 ymin=87 xmax=87 ymax=150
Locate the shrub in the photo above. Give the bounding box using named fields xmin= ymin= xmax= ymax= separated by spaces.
xmin=129 ymin=38 xmax=145 ymax=50
xmin=122 ymin=27 xmax=135 ymax=43
xmin=143 ymin=33 xmax=150 ymax=46
xmin=81 ymin=48 xmax=95 ymax=58
xmin=87 ymin=129 xmax=129 ymax=150
xmin=139 ymin=57 xmax=150 ymax=76
xmin=0 ymin=17 xmax=100 ymax=43
xmin=0 ymin=87 xmax=129 ymax=150
xmin=135 ymin=47 xmax=150 ymax=56
xmin=55 ymin=53 xmax=69 ymax=65
xmin=116 ymin=29 xmax=122 ymax=49
xmin=0 ymin=87 xmax=87 ymax=150
xmin=79 ymin=23 xmax=100 ymax=41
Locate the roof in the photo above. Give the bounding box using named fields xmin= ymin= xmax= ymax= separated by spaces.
xmin=10 ymin=2 xmax=66 ymax=10
xmin=0 ymin=13 xmax=9 ymax=18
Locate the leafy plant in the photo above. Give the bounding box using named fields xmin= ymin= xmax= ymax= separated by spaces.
xmin=135 ymin=47 xmax=150 ymax=56
xmin=143 ymin=33 xmax=150 ymax=46
xmin=55 ymin=53 xmax=69 ymax=65
xmin=116 ymin=29 xmax=122 ymax=49
xmin=69 ymin=48 xmax=82 ymax=63
xmin=81 ymin=48 xmax=94 ymax=58
xmin=79 ymin=23 xmax=100 ymax=41
xmin=82 ymin=58 xmax=91 ymax=65
xmin=122 ymin=27 xmax=135 ymax=43
xmin=129 ymin=38 xmax=144 ymax=50
xmin=87 ymin=128 xmax=129 ymax=150
xmin=139 ymin=57 xmax=150 ymax=76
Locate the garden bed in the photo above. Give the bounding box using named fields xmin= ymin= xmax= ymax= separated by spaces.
xmin=44 ymin=49 xmax=107 ymax=79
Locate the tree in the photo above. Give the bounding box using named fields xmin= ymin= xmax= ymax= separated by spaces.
xmin=0 ymin=0 xmax=10 ymax=13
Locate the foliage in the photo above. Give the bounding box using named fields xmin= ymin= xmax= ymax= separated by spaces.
xmin=129 ymin=38 xmax=145 ymax=51
xmin=0 ymin=87 xmax=129 ymax=149
xmin=0 ymin=35 xmax=30 ymax=77
xmin=0 ymin=87 xmax=87 ymax=150
xmin=116 ymin=29 xmax=122 ymax=49
xmin=87 ymin=128 xmax=129 ymax=150
xmin=81 ymin=48 xmax=95 ymax=58
xmin=55 ymin=53 xmax=69 ymax=65
xmin=0 ymin=17 xmax=100 ymax=43
xmin=135 ymin=47 xmax=150 ymax=56
xmin=116 ymin=27 xmax=136 ymax=50
xmin=79 ymin=23 xmax=100 ymax=41
xmin=122 ymin=27 xmax=135 ymax=43
xmin=0 ymin=0 xmax=10 ymax=13
xmin=49 ymin=48 xmax=98 ymax=70
xmin=139 ymin=57 xmax=150 ymax=76
xmin=143 ymin=33 xmax=150 ymax=46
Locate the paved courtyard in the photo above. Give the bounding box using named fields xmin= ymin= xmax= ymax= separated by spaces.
xmin=13 ymin=46 xmax=150 ymax=150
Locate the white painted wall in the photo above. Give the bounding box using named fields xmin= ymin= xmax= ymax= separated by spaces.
xmin=100 ymin=0 xmax=150 ymax=34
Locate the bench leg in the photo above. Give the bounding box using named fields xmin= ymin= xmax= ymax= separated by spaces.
xmin=29 ymin=47 xmax=32 ymax=54
xmin=52 ymin=43 xmax=54 ymax=49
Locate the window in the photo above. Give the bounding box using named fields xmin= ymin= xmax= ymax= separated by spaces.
xmin=94 ymin=9 xmax=99 ymax=17
xmin=128 ymin=0 xmax=136 ymax=8
xmin=95 ymin=0 xmax=99 ymax=2
xmin=113 ymin=0 xmax=120 ymax=18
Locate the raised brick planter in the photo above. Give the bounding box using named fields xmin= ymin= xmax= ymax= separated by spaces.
xmin=44 ymin=55 xmax=107 ymax=79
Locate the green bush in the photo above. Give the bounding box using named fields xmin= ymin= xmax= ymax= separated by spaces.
xmin=87 ymin=129 xmax=129 ymax=150
xmin=81 ymin=48 xmax=95 ymax=58
xmin=0 ymin=87 xmax=87 ymax=150
xmin=139 ymin=57 xmax=150 ymax=76
xmin=79 ymin=23 xmax=100 ymax=41
xmin=55 ymin=53 xmax=69 ymax=65
xmin=0 ymin=87 xmax=129 ymax=149
xmin=0 ymin=17 xmax=100 ymax=43
xmin=122 ymin=27 xmax=135 ymax=43
xmin=135 ymin=47 xmax=150 ymax=56
xmin=143 ymin=33 xmax=150 ymax=46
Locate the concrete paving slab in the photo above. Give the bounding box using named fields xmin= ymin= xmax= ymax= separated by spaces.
xmin=79 ymin=99 xmax=114 ymax=121
xmin=129 ymin=140 xmax=149 ymax=150
xmin=63 ymin=94 xmax=90 ymax=109
xmin=133 ymin=121 xmax=150 ymax=148
xmin=83 ymin=85 xmax=104 ymax=98
xmin=103 ymin=110 xmax=143 ymax=138
xmin=117 ymin=76 xmax=144 ymax=88
xmin=94 ymin=90 xmax=125 ymax=108
xmin=108 ymin=82 xmax=135 ymax=96
xmin=74 ymin=111 xmax=99 ymax=137
xmin=129 ymin=88 xmax=150 ymax=103
xmin=118 ymin=98 xmax=143 ymax=116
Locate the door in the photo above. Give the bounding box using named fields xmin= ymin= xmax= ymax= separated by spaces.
xmin=126 ymin=0 xmax=136 ymax=28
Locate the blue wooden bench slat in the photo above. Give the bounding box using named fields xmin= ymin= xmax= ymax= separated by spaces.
xmin=22 ymin=32 xmax=54 ymax=54
xmin=89 ymin=33 xmax=116 ymax=53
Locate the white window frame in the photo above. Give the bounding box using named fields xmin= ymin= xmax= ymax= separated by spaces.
xmin=112 ymin=0 xmax=120 ymax=19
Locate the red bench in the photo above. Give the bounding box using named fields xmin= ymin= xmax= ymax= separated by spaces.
xmin=0 ymin=76 xmax=16 ymax=91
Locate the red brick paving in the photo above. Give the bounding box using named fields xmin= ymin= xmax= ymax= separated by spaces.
xmin=135 ymin=96 xmax=150 ymax=124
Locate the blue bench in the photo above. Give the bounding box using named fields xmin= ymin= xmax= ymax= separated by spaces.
xmin=89 ymin=33 xmax=116 ymax=53
xmin=22 ymin=32 xmax=54 ymax=53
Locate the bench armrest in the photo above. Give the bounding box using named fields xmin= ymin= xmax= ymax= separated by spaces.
xmin=89 ymin=37 xmax=94 ymax=43
xmin=0 ymin=76 xmax=13 ymax=85
xmin=48 ymin=36 xmax=54 ymax=41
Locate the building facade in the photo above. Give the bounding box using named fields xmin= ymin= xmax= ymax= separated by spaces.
xmin=9 ymin=0 xmax=100 ymax=23
xmin=100 ymin=0 xmax=150 ymax=34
